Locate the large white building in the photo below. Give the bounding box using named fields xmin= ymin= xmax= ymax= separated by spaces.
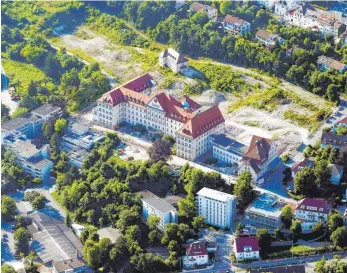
xmin=196 ymin=187 xmax=237 ymax=229
xmin=93 ymin=73 xmax=225 ymax=161
xmin=159 ymin=48 xmax=188 ymax=73
xmin=295 ymin=198 xmax=332 ymax=232
xmin=140 ymin=190 xmax=178 ymax=232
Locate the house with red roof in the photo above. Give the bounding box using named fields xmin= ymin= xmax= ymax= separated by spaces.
xmin=239 ymin=136 xmax=277 ymax=183
xmin=190 ymin=2 xmax=218 ymax=21
xmin=333 ymin=116 xmax=347 ymax=132
xmin=317 ymin=56 xmax=347 ymax=74
xmin=223 ymin=15 xmax=251 ymax=35
xmin=291 ymin=158 xmax=314 ymax=178
xmin=295 ymin=198 xmax=332 ymax=232
xmin=233 ymin=237 xmax=259 ymax=261
xmin=182 ymin=241 xmax=209 ymax=269
xmin=93 ymin=74 xmax=225 ymax=161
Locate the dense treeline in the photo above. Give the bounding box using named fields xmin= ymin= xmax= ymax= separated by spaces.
xmin=119 ymin=1 xmax=347 ymax=101
xmin=1 ymin=24 xmax=110 ymax=113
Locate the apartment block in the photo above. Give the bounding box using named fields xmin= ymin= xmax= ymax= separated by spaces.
xmin=196 ymin=187 xmax=237 ymax=229
xmin=140 ymin=190 xmax=178 ymax=232
xmin=3 ymin=134 xmax=53 ymax=181
xmin=223 ymin=15 xmax=251 ymax=35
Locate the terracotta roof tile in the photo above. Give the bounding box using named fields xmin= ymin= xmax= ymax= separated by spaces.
xmin=234 ymin=237 xmax=259 ymax=253
xmin=223 ymin=15 xmax=247 ymax=25
xmin=296 ymin=198 xmax=332 ymax=214
xmin=187 ymin=242 xmax=208 ymax=256
xmin=179 ymin=105 xmax=225 ymax=139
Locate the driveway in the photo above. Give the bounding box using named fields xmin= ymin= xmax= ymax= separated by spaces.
xmin=1 ymin=89 xmax=19 ymax=114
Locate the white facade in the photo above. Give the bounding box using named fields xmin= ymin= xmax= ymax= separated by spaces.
xmin=142 ymin=195 xmax=178 ymax=232
xmin=196 ymin=187 xmax=237 ymax=229
xmin=223 ymin=15 xmax=251 ymax=35
xmin=159 ymin=48 xmax=188 ymax=73
xmin=233 ymin=237 xmax=259 ymax=261
xmin=295 ymin=199 xmax=332 ymax=232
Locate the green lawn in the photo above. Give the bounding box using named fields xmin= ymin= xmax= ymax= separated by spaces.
xmin=2 ymin=58 xmax=55 ymax=97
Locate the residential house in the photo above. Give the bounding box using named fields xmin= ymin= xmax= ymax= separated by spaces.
xmin=53 ymin=258 xmax=90 ymax=273
xmin=190 ymin=2 xmax=218 ymax=21
xmin=291 ymin=158 xmax=314 ymax=178
xmin=295 ymin=198 xmax=332 ymax=232
xmin=317 ymin=56 xmax=347 ymax=73
xmin=331 ymin=164 xmax=344 ymax=185
xmin=333 ymin=116 xmax=347 ymax=132
xmin=233 ymin=237 xmax=259 ymax=261
xmin=182 ymin=241 xmax=209 ymax=269
xmin=239 ymin=136 xmax=277 ymax=183
xmin=321 ymin=132 xmax=347 ymax=150
xmin=245 ymin=193 xmax=285 ymax=229
xmin=208 ymin=133 xmax=248 ymax=167
xmin=159 ymin=48 xmax=189 ymax=73
xmin=139 ymin=190 xmax=178 ymax=232
xmin=223 ymin=15 xmax=251 ymax=35
xmin=3 ymin=134 xmax=53 ymax=181
xmin=93 ymin=74 xmax=225 ymax=161
xmin=196 ymin=187 xmax=237 ymax=229
xmin=255 ymin=29 xmax=284 ymax=47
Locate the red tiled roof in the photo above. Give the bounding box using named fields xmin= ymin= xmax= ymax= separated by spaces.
xmin=190 ymin=2 xmax=205 ymax=12
xmin=243 ymin=136 xmax=273 ymax=163
xmin=317 ymin=56 xmax=345 ymax=71
xmin=179 ymin=105 xmax=225 ymax=139
xmin=187 ymin=242 xmax=208 ymax=256
xmin=98 ymin=87 xmax=150 ymax=107
xmin=122 ymin=73 xmax=153 ymax=93
xmin=291 ymin=158 xmax=314 ymax=174
xmin=296 ymin=198 xmax=332 ymax=214
xmin=223 ymin=15 xmax=246 ymax=25
xmin=256 ymin=29 xmax=271 ymax=40
xmin=339 ymin=117 xmax=347 ymax=124
xmin=234 ymin=237 xmax=259 ymax=253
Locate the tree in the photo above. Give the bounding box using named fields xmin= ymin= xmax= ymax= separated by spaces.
xmin=167 ymin=240 xmax=180 ymax=254
xmin=290 ymin=220 xmax=302 ymax=241
xmin=31 ymin=195 xmax=46 ymax=210
xmin=313 ymin=221 xmax=323 ymax=234
xmin=54 ymin=118 xmax=68 ymax=135
xmin=24 ymin=252 xmax=39 ymax=273
xmin=147 ymin=139 xmax=172 ymax=164
xmin=236 ymin=223 xmax=245 ymax=237
xmin=327 ymin=211 xmax=343 ymax=233
xmin=191 ymin=12 xmax=209 ymax=26
xmin=14 ymin=227 xmax=32 ymax=255
xmin=220 ymin=1 xmax=233 ymax=15
xmin=1 ymin=196 xmax=17 ymax=220
xmin=330 ymin=227 xmax=347 ymax=248
xmin=65 ymin=213 xmax=72 ymax=228
xmin=281 ymin=205 xmax=294 ymax=229
xmin=294 ymin=167 xmax=317 ymax=196
xmin=1 ymin=265 xmax=16 ymax=273
xmin=233 ymin=171 xmax=253 ymax=207
xmin=116 ymin=207 xmax=141 ymax=233
xmin=256 ymin=228 xmax=272 ymax=255
xmin=192 ymin=216 xmax=205 ymax=232
xmin=147 ymin=215 xmax=160 ymax=230
xmin=178 ymin=194 xmax=196 ymax=221
xmin=109 ymin=236 xmax=129 ymax=271
xmin=314 ymin=160 xmax=331 ymax=187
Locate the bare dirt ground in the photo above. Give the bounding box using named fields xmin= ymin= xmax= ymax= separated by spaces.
xmin=56 ymin=26 xmax=334 ymax=157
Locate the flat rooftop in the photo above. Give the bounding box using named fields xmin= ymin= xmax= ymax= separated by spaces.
xmin=140 ymin=190 xmax=177 ymax=214
xmin=2 ymin=114 xmax=41 ymax=132
xmin=5 ymin=136 xmax=41 ymax=158
xmin=209 ymin=134 xmax=248 ymax=155
xmin=31 ymin=103 xmax=61 ymax=117
xmin=246 ymin=193 xmax=284 ymax=218
xmin=197 ymin=187 xmax=236 ymax=202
